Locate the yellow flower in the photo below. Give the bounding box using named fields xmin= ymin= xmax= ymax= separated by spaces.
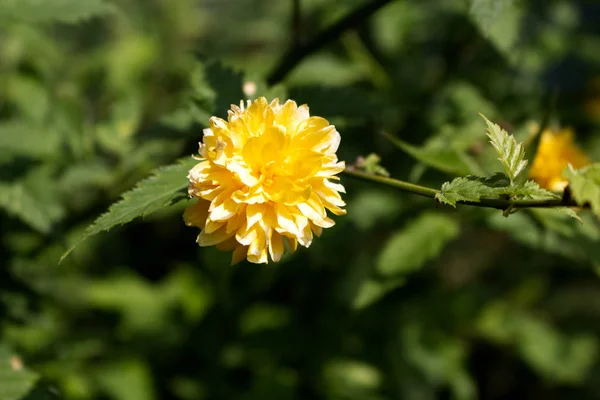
xmin=528 ymin=128 xmax=590 ymax=192
xmin=184 ymin=97 xmax=346 ymax=264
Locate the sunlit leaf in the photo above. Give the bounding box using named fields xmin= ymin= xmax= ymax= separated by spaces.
xmin=564 ymin=163 xmax=600 ymax=217
xmin=436 ymin=175 xmax=559 ymax=207
xmin=480 ymin=114 xmax=528 ymax=184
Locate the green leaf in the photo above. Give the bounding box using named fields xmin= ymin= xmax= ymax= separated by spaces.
xmin=436 ymin=174 xmax=509 ymax=207
xmin=477 ymin=302 xmax=598 ymax=384
xmin=60 ymin=157 xmax=198 ymax=263
xmin=0 ymin=121 xmax=62 ymax=161
xmin=400 ymin=324 xmax=476 ymax=400
xmin=346 ymin=189 xmax=404 ymax=231
xmin=469 ymin=0 xmax=524 ymax=62
xmin=0 ymin=168 xmax=66 ymax=234
xmin=0 ymin=183 xmax=63 ymax=234
xmin=554 ymin=207 xmax=583 ymax=224
xmin=357 ymin=153 xmax=390 ymax=177
xmin=96 ymin=359 xmax=154 ymax=400
xmin=436 ymin=175 xmax=559 ymax=207
xmin=0 ymin=0 xmax=112 ymax=24
xmin=240 ymin=304 xmax=290 ymax=335
xmin=564 ymin=163 xmax=600 ymax=217
xmin=377 ymin=212 xmax=460 ymax=276
xmin=516 ymin=180 xmax=563 ymax=200
xmin=322 ymin=359 xmax=382 ymax=398
xmin=352 ymin=278 xmax=405 ymax=310
xmin=487 ymin=211 xmax=600 ymax=266
xmin=469 ymin=0 xmax=513 ymax=35
xmin=480 ymin=114 xmax=528 ymax=184
xmin=203 ymin=62 xmax=245 ymax=119
xmin=0 ymin=344 xmax=38 ymax=400
xmin=385 ymin=134 xmax=481 ymax=176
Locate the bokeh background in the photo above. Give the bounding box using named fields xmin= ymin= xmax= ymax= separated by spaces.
xmin=2 ymin=0 xmax=600 ymax=399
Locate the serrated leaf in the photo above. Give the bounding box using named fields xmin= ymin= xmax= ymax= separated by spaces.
xmin=0 ymin=0 xmax=112 ymax=24
xmin=516 ymin=180 xmax=562 ymax=200
xmin=385 ymin=135 xmax=481 ymax=176
xmin=436 ymin=175 xmax=559 ymax=207
xmin=554 ymin=207 xmax=583 ymax=224
xmin=377 ymin=212 xmax=459 ymax=276
xmin=0 ymin=344 xmax=38 ymax=400
xmin=358 ymin=153 xmax=389 ymax=177
xmin=60 ymin=157 xmax=198 ymax=263
xmin=527 ymin=209 xmax=582 ymax=236
xmin=564 ymin=163 xmax=600 ymax=217
xmin=435 ymin=174 xmax=508 ymax=207
xmin=480 ymin=114 xmax=528 ymax=184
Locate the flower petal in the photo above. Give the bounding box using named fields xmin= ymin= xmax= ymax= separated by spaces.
xmin=269 ymin=231 xmax=285 ymax=262
xmin=232 ymin=244 xmax=248 ymax=265
xmin=183 ymin=200 xmax=210 ymax=228
xmin=209 ymin=198 xmax=238 ymax=221
xmin=197 ymin=226 xmax=234 ymax=247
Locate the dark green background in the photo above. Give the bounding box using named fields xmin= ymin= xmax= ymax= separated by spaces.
xmin=2 ymin=0 xmax=600 ymax=399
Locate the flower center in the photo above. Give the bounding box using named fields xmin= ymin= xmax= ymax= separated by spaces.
xmin=260 ymin=164 xmax=275 ymax=186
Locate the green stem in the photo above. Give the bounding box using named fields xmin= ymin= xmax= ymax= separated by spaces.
xmin=344 ymin=169 xmax=579 ymax=211
xmin=344 ymin=169 xmax=440 ymax=198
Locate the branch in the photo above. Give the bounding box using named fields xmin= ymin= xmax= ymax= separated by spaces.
xmin=267 ymin=0 xmax=395 ymax=85
xmin=344 ymin=169 xmax=581 ymax=211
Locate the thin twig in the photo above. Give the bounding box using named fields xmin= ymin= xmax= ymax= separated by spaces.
xmin=267 ymin=0 xmax=395 ymax=85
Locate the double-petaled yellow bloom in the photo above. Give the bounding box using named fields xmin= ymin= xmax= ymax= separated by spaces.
xmin=184 ymin=97 xmax=346 ymax=264
xmin=529 ymin=128 xmax=590 ymax=192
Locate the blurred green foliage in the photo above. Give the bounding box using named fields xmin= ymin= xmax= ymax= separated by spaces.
xmin=2 ymin=0 xmax=600 ymax=399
